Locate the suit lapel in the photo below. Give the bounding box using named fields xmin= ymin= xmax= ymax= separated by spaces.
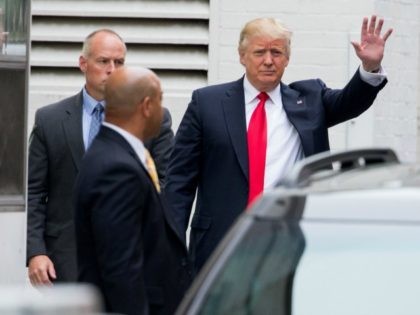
xmin=131 ymin=144 xmax=188 ymax=247
xmin=281 ymin=82 xmax=314 ymax=156
xmin=102 ymin=127 xmax=188 ymax=248
xmin=62 ymin=91 xmax=85 ymax=171
xmin=222 ymin=78 xmax=249 ymax=180
xmin=221 ymin=79 xmax=315 ymax=176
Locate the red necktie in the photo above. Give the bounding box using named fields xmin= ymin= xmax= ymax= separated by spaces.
xmin=247 ymin=92 xmax=268 ymax=206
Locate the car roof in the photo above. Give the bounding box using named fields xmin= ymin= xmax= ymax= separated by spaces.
xmin=302 ymin=188 xmax=420 ymax=222
xmin=293 ymin=163 xmax=420 ymax=192
xmin=250 ymin=148 xmax=420 ymax=222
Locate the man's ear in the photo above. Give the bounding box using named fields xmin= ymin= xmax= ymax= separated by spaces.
xmin=79 ymin=55 xmax=87 ymax=73
xmin=239 ymin=49 xmax=246 ymax=66
xmin=140 ymin=96 xmax=152 ymax=118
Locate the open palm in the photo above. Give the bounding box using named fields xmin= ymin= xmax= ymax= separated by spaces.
xmin=351 ymin=15 xmax=393 ymax=72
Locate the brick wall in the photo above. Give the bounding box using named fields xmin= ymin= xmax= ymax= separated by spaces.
xmin=209 ymin=0 xmax=420 ymax=161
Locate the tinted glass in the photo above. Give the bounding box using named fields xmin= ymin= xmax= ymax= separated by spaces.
xmin=193 ymin=217 xmax=420 ymax=315
xmin=0 ymin=0 xmax=28 ymax=209
xmin=0 ymin=0 xmax=28 ymax=56
xmin=0 ymin=67 xmax=25 ymax=195
xmin=196 ymin=220 xmax=305 ymax=315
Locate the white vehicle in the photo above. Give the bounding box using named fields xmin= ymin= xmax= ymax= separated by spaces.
xmin=177 ymin=148 xmax=420 ymax=315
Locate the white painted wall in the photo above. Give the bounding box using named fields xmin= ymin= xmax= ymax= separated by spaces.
xmin=373 ymin=0 xmax=420 ymax=162
xmin=27 ymin=0 xmax=420 ymax=158
xmin=3 ymin=0 xmax=419 ymax=287
xmin=208 ymin=0 xmax=420 ymax=162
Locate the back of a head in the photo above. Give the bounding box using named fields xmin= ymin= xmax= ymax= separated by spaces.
xmin=238 ymin=17 xmax=292 ymax=56
xmin=104 ymin=67 xmax=159 ymax=119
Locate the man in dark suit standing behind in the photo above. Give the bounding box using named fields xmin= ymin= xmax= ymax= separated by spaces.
xmin=27 ymin=29 xmax=174 ymax=285
xmin=165 ymin=15 xmax=393 ymax=273
xmin=74 ymin=67 xmax=191 ymax=315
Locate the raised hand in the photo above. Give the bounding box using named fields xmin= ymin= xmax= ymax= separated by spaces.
xmin=351 ymin=15 xmax=393 ymax=72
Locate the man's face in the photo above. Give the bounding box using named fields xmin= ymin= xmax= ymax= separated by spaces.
xmin=240 ymin=36 xmax=289 ymax=92
xmin=79 ymin=32 xmax=126 ymax=100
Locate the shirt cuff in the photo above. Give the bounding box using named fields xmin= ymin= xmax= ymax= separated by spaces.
xmin=359 ymin=65 xmax=387 ymax=87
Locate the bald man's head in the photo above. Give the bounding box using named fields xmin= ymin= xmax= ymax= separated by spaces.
xmin=104 ymin=67 xmax=163 ymax=140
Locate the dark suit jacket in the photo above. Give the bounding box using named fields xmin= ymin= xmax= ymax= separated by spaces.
xmin=74 ymin=126 xmax=192 ymax=315
xmin=165 ymin=70 xmax=387 ymax=272
xmin=26 ymin=90 xmax=174 ymax=281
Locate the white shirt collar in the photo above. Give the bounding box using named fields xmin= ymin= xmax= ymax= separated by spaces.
xmin=82 ymin=87 xmax=105 ymax=115
xmin=102 ymin=122 xmax=147 ymax=166
xmin=243 ymin=75 xmax=282 ymax=107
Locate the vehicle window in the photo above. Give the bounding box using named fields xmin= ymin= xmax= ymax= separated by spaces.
xmin=293 ymin=222 xmax=420 ymax=315
xmin=196 ymin=220 xmax=305 ymax=315
xmin=0 ymin=0 xmax=29 ymax=210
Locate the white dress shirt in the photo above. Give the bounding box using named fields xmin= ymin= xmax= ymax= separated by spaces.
xmin=244 ymin=77 xmax=304 ymax=190
xmin=244 ymin=66 xmax=387 ymax=191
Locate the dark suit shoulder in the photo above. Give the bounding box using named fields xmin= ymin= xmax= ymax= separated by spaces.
xmin=194 ymin=78 xmax=243 ymax=96
xmin=288 ymin=78 xmax=326 ymax=94
xmin=287 ymin=70 xmax=372 ymax=95
xmin=162 ymin=107 xmax=172 ymax=126
xmin=36 ymin=91 xmax=83 ymax=120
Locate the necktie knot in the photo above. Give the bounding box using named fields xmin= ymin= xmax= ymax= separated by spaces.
xmin=87 ymin=103 xmax=104 ymax=148
xmin=257 ymin=92 xmax=269 ymax=103
xmin=93 ymin=103 xmax=104 ymax=116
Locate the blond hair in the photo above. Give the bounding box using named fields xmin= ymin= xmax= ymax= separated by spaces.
xmin=238 ymin=17 xmax=292 ymax=57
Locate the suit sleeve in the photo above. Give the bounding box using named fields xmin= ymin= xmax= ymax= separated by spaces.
xmin=165 ymin=92 xmax=202 ymax=238
xmin=26 ymin=111 xmax=49 ymax=262
xmin=88 ymin=164 xmax=150 ymax=315
xmin=145 ymin=107 xmax=174 ymax=187
xmin=322 ymin=69 xmax=387 ymax=127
